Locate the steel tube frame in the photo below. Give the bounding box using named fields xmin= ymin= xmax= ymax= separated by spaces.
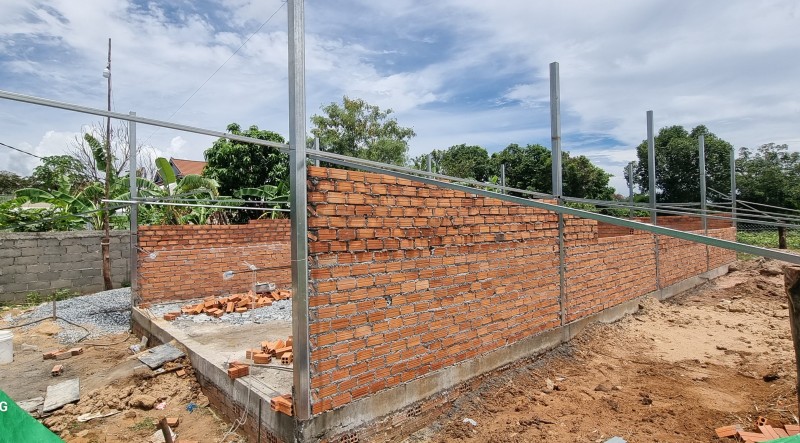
xmin=128 ymin=111 xmax=138 ymax=305
xmin=646 ymin=110 xmax=661 ymax=288
xmin=313 ymin=152 xmax=800 ymax=264
xmin=0 ymin=90 xmax=290 ymax=152
xmin=731 ymin=147 xmax=737 ymax=222
xmin=550 ymin=62 xmax=566 ymax=326
xmin=628 ymin=162 xmax=635 ymax=219
xmin=500 ymin=164 xmax=506 ymax=195
xmin=288 ymin=0 xmax=311 ymax=421
xmin=699 ymin=134 xmax=709 ymax=270
xmin=104 ymin=199 xmax=288 ymax=212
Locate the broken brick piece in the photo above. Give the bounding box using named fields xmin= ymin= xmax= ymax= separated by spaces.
xmin=54 ymin=350 xmax=73 ymax=360
xmin=786 ymin=425 xmax=800 ymax=436
xmin=253 ymin=353 xmax=272 ymax=364
xmin=165 ymin=417 xmax=179 ymax=428
xmin=715 ymin=425 xmax=742 ymax=438
xmin=68 ymin=347 xmax=83 ymax=356
xmin=235 ymin=307 xmax=248 ymax=313
xmin=51 ymin=364 xmax=64 ymax=376
xmin=164 ymin=313 xmax=178 ymax=321
xmin=281 ymin=352 xmax=293 ymax=365
xmin=43 ymin=350 xmax=60 ymax=360
xmin=138 ymin=302 xmax=152 ymax=309
xmin=176 ymin=369 xmax=187 ymax=377
xmin=226 ymin=302 xmax=235 ymax=314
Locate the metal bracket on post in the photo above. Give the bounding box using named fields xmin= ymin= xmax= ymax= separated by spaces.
xmin=647 ymin=110 xmax=661 ymax=290
xmin=288 ymin=0 xmax=311 ymax=422
xmin=129 ymin=111 xmax=138 ymax=305
xmin=550 ymin=61 xmax=567 ymax=326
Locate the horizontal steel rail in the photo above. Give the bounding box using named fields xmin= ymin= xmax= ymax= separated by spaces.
xmin=104 ymin=199 xmax=289 ymax=212
xmin=0 ymin=90 xmax=290 ymax=152
xmin=313 ymin=151 xmax=800 ymax=264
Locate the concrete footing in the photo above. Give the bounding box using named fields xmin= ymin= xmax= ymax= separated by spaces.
xmin=131 ymin=264 xmax=729 ymax=442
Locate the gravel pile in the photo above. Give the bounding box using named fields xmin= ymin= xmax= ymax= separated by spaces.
xmin=149 ymin=298 xmax=292 ymax=327
xmin=12 ymin=288 xmax=132 ymax=343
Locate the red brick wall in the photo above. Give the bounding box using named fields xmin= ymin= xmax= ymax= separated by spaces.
xmin=305 ymin=167 xmax=737 ymax=417
xmin=598 ymin=215 xmax=733 ymax=237
xmin=137 ymin=220 xmax=291 ymax=303
xmin=564 ymin=225 xmax=658 ymax=322
xmin=307 ymin=167 xmax=562 ymax=414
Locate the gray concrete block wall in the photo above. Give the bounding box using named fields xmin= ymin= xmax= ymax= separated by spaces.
xmin=0 ymin=231 xmax=131 ymax=303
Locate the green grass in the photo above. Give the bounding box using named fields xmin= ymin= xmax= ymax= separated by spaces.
xmin=130 ymin=417 xmax=156 ymax=432
xmin=737 ymin=230 xmax=800 ymax=250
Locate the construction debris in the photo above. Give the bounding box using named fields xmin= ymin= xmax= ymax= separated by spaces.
xmin=51 ymin=364 xmax=63 ymax=376
xmin=715 ymin=419 xmax=799 ymax=442
xmin=270 ymin=394 xmax=293 ymax=416
xmin=251 ymin=335 xmax=293 ymax=365
xmin=138 ymin=343 xmax=186 ymax=370
xmin=43 ymin=378 xmax=80 ymax=412
xmin=162 ymin=290 xmax=292 ymax=319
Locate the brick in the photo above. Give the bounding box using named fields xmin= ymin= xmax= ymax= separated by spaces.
xmin=166 ymin=417 xmax=179 ymax=428
xmin=227 ymin=363 xmax=249 ymax=379
xmin=51 ymin=364 xmax=64 ymax=376
xmin=253 ymin=353 xmax=272 ymax=364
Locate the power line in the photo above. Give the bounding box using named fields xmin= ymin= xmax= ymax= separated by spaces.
xmin=0 ymin=141 xmax=43 ymax=159
xmin=142 ymin=1 xmax=287 ymax=146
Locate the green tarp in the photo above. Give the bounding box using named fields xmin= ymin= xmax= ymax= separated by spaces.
xmin=0 ymin=389 xmax=63 ymax=443
xmin=767 ymin=436 xmax=800 ymax=443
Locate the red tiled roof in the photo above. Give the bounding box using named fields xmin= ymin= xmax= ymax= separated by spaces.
xmin=171 ymin=158 xmax=206 ymax=176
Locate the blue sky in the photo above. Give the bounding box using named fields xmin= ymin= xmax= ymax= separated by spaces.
xmin=1 ymin=0 xmax=799 ymax=195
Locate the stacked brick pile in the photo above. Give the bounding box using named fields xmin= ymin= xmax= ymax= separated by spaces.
xmin=245 ymin=336 xmax=294 ymax=365
xmin=160 ymin=290 xmax=292 ymax=321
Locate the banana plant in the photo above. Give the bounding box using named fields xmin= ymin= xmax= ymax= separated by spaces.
xmin=234 ymin=182 xmax=289 ymax=219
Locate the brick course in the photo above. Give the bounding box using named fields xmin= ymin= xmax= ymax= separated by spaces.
xmin=137 ymin=220 xmax=291 ymax=303
xmin=306 ymin=166 xmax=737 ymax=417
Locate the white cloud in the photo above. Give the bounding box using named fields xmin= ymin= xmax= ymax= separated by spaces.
xmin=1 ymin=0 xmax=799 ymax=197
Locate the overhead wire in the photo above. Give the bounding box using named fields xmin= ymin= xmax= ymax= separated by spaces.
xmin=143 ymin=1 xmax=288 ymax=147
xmin=0 ymin=141 xmax=43 ymax=159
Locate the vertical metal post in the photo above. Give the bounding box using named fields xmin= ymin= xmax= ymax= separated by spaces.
xmin=550 ymin=61 xmax=566 ymax=326
xmin=288 ymin=0 xmax=310 ymax=421
xmin=313 ymin=137 xmax=320 ymax=167
xmin=699 ymin=134 xmax=709 ymax=270
xmin=730 ymin=146 xmax=737 ymax=224
xmin=647 ymin=110 xmax=656 ymax=225
xmin=628 ymin=162 xmax=635 ymax=219
xmin=427 ymin=153 xmax=432 ymax=173
xmin=129 ymin=111 xmax=138 ymax=304
xmin=550 ymin=62 xmax=562 ymax=198
xmin=500 ymin=163 xmax=506 ymax=194
xmin=647 ymin=110 xmax=661 ymax=289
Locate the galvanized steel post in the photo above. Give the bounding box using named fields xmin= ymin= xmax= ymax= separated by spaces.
xmin=313 ymin=137 xmax=320 ymax=167
xmin=730 ymin=146 xmax=737 ymax=223
xmin=427 ymin=153 xmax=432 ymax=173
xmin=628 ymin=162 xmax=634 ymax=219
xmin=129 ymin=111 xmax=138 ymax=305
xmin=647 ymin=110 xmax=661 ymax=289
xmin=288 ymin=0 xmax=310 ymax=421
xmin=699 ymin=134 xmax=709 ymax=270
xmin=500 ymin=163 xmax=506 ymax=194
xmin=550 ymin=62 xmax=566 ymax=325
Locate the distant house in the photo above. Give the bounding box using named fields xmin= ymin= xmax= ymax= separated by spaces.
xmin=154 ymin=158 xmax=207 ymax=184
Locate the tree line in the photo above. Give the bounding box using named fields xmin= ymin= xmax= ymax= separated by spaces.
xmin=1 ymin=96 xmax=797 ymax=235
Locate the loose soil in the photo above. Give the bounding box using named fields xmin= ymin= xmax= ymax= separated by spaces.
xmin=407 ymin=258 xmax=799 ymax=443
xmin=0 ymin=318 xmax=242 ymax=442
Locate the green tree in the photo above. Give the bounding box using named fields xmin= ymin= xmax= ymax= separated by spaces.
xmin=490 ymin=144 xmax=552 ymax=194
xmin=311 ymin=96 xmax=415 ymax=166
xmin=0 ymin=171 xmax=31 ymax=196
xmin=437 ymin=144 xmax=492 ymax=181
xmin=29 ymin=155 xmax=88 ymax=192
xmin=736 ymin=143 xmax=800 ymax=248
xmin=633 ymin=125 xmax=732 ymax=203
xmin=563 ymin=153 xmax=615 ymax=200
xmin=203 ymin=123 xmax=288 ymax=197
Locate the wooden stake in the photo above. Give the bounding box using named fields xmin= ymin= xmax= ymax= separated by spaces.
xmin=784 ymin=265 xmax=800 ymax=416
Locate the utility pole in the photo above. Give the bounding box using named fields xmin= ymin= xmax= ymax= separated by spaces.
xmin=101 ymin=38 xmax=113 ymax=290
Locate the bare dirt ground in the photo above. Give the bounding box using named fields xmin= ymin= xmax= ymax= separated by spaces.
xmin=407 ymin=258 xmax=798 ymax=443
xmin=0 ymin=319 xmax=242 ymax=442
